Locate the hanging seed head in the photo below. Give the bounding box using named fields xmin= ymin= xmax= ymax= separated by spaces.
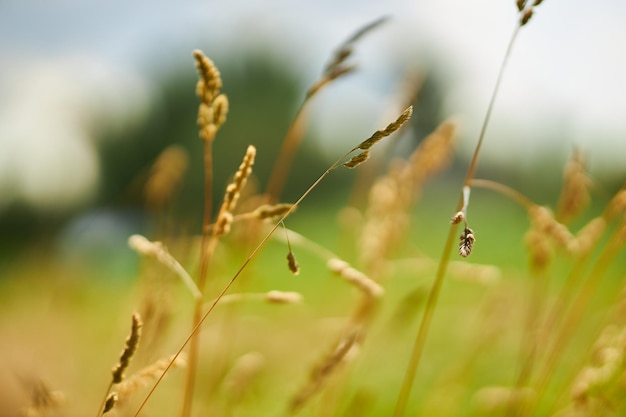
xmin=343 ymin=150 xmax=370 ymax=169
xmin=287 ymin=250 xmax=300 ymax=275
xmin=520 ymin=8 xmax=534 ymax=25
xmin=516 ymin=0 xmax=527 ymax=11
xmin=103 ymin=393 xmax=118 ymax=414
xmin=451 ymin=211 xmax=465 ymax=225
xmin=459 ymin=227 xmax=476 ymax=257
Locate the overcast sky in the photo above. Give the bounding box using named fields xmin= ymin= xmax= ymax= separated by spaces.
xmin=1 ymin=0 xmax=624 ymax=211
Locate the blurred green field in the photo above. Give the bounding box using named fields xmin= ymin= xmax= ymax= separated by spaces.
xmin=2 ymin=175 xmax=625 ymax=416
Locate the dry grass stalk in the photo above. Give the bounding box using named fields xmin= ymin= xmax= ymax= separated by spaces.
xmin=288 ymin=328 xmax=360 ymax=414
xmin=459 ymin=227 xmax=476 ymax=258
xmin=531 ymin=213 xmax=626 ymax=415
xmin=128 ymin=234 xmax=201 ymax=300
xmin=327 ymin=258 xmax=384 ymax=299
xmin=222 ymin=352 xmax=266 ymax=405
xmin=206 ymin=290 xmax=303 ymax=307
xmin=249 ymin=203 xmax=294 ymax=221
xmin=20 ymin=378 xmax=65 ymax=417
xmin=144 ymin=145 xmax=189 ymax=210
xmin=308 ymin=16 xmax=388 ymax=99
xmin=112 ymin=313 xmax=143 ymax=384
xmin=215 ymin=145 xmax=256 ymax=236
xmin=556 ymin=149 xmax=591 ymax=224
xmin=266 ymin=17 xmax=388 ymax=200
xmin=114 ymin=354 xmax=188 ymax=406
xmin=527 ymin=205 xmax=574 ymax=251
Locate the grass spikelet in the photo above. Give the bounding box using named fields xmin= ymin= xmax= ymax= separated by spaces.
xmin=102 ymin=393 xmax=117 ymax=414
xmin=355 ymin=106 xmax=413 ymax=152
xmin=193 ymin=50 xmax=227 ymax=144
xmin=459 ymin=227 xmax=476 ymax=258
xmin=343 ymin=150 xmax=370 ymax=169
xmin=20 ymin=378 xmax=65 ymax=417
xmin=265 ymin=290 xmax=303 ymax=304
xmin=343 ymin=106 xmax=412 ymax=170
xmin=405 ymin=119 xmax=456 ymax=180
xmin=144 ymin=145 xmax=189 ymax=210
xmin=286 ymin=250 xmax=300 ymax=275
xmin=112 ymin=313 xmax=143 ymax=384
xmin=568 ymin=217 xmax=606 ymax=256
xmin=323 ymin=16 xmax=388 ymax=78
xmin=528 ymin=205 xmax=574 ymax=250
xmin=215 ymin=145 xmax=256 ymax=236
xmin=520 ymin=8 xmax=534 ymax=26
xmin=128 ymin=234 xmax=201 ymax=300
xmin=306 ymin=16 xmax=388 ymax=98
xmin=327 ymin=258 xmax=384 ymax=299
xmin=115 ymin=354 xmax=187 ymax=406
xmin=211 ymin=93 xmax=229 ymax=129
xmin=288 ymin=329 xmax=360 ymax=414
xmin=606 ymin=188 xmax=626 ymax=220
xmin=267 ymin=17 xmax=388 ymax=200
xmin=222 ymin=352 xmax=266 ymax=405
xmin=556 ymin=149 xmax=591 ymax=224
xmin=207 ymin=291 xmax=303 ymax=307
xmin=250 ymin=203 xmax=295 ymax=220
xmin=193 ymin=50 xmax=222 ymax=106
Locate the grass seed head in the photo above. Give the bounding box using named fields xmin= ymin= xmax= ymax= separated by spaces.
xmin=451 ymin=211 xmax=465 ymax=225
xmin=193 ymin=50 xmax=222 ymax=104
xmin=287 ymin=250 xmax=300 ymax=275
xmin=216 ymin=145 xmax=256 ymax=236
xmin=102 ymin=393 xmax=118 ymax=414
xmin=556 ymin=149 xmax=591 ymax=224
xmin=144 ymin=145 xmax=189 ymax=209
xmin=112 ymin=313 xmax=143 ymax=384
xmin=520 ymin=8 xmax=534 ymax=25
xmin=252 ymin=203 xmax=294 ymax=220
xmin=459 ymin=227 xmax=475 ymax=257
xmin=343 ymin=150 xmax=370 ymax=169
xmin=356 ymin=106 xmax=413 ymax=151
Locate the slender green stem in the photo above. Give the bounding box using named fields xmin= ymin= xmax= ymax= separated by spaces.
xmin=393 ymin=22 xmax=522 ymax=417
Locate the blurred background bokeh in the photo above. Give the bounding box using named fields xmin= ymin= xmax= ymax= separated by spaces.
xmin=1 ymin=0 xmax=625 ymax=274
